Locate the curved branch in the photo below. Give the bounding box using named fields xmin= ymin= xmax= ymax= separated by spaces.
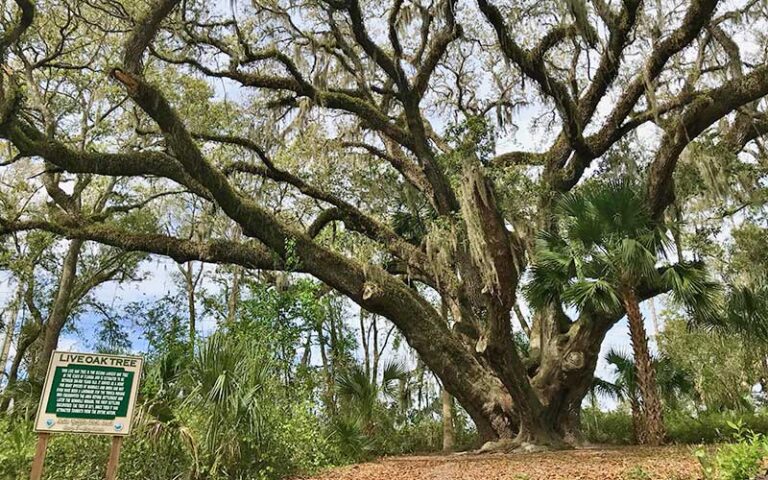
xmin=122 ymin=0 xmax=181 ymax=73
xmin=0 ymin=0 xmax=34 ymax=61
xmin=0 ymin=218 xmax=287 ymax=271
xmin=648 ymin=63 xmax=768 ymax=216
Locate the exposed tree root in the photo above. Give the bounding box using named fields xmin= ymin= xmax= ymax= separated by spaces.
xmin=475 ymin=434 xmax=571 ymax=454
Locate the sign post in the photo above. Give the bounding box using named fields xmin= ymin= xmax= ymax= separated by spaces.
xmin=31 ymin=351 xmax=143 ymax=480
xmin=29 ymin=433 xmax=50 ymax=480
xmin=105 ymin=436 xmax=124 ymax=480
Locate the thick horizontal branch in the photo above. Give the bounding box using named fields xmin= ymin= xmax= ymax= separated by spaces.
xmin=0 ymin=218 xmax=286 ymax=270
xmin=225 ymin=159 xmax=446 ymax=283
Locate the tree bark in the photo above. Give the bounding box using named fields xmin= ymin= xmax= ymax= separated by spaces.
xmin=226 ymin=266 xmax=242 ymax=324
xmin=442 ymin=388 xmax=455 ymax=451
xmin=513 ymin=303 xmax=530 ymax=337
xmin=30 ymin=239 xmax=83 ymax=382
xmin=182 ymin=261 xmax=197 ymax=349
xmin=372 ymin=315 xmax=380 ymax=383
xmin=359 ymin=309 xmax=370 ymax=379
xmin=0 ymin=286 xmax=22 ymax=381
xmin=316 ymin=319 xmax=335 ymax=415
xmin=630 ymin=397 xmax=646 ymax=444
xmin=622 ymin=287 xmax=666 ymax=445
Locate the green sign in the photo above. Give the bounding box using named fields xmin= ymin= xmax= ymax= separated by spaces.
xmin=35 ymin=351 xmax=143 ymax=435
xmin=45 ymin=365 xmax=134 ymax=420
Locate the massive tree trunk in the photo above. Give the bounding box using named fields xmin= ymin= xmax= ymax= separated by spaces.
xmin=424 ymin=304 xmax=615 ymax=449
xmin=622 ymin=287 xmax=666 ymax=445
xmin=528 ymin=306 xmax=617 ymax=445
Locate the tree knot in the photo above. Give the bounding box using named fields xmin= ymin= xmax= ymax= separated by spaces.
xmin=110 ymin=68 xmax=141 ymax=96
xmin=362 ymin=281 xmax=383 ymax=300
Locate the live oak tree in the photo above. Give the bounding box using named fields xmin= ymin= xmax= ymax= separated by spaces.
xmin=2 ymin=0 xmax=768 ymax=448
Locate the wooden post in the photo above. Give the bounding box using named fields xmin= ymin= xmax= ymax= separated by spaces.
xmin=29 ymin=433 xmax=50 ymax=480
xmin=105 ymin=436 xmax=123 ymax=480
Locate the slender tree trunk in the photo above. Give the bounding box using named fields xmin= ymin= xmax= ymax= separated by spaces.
xmin=184 ymin=262 xmax=196 ymax=349
xmin=316 ymin=321 xmax=335 ymax=415
xmin=622 ymin=287 xmax=666 ymax=445
xmin=31 ymin=239 xmax=83 ymax=382
xmin=359 ymin=309 xmax=370 ymax=379
xmin=300 ymin=331 xmax=312 ymax=369
xmin=442 ymin=388 xmax=455 ymax=451
xmin=226 ymin=266 xmax=242 ymax=325
xmin=1 ymin=336 xmax=33 ymax=412
xmin=439 ymin=299 xmax=456 ymax=451
xmin=372 ymin=316 xmax=380 ymax=383
xmin=513 ymin=303 xmax=530 ymax=337
xmin=649 ymin=297 xmax=660 ymax=337
xmin=0 ymin=287 xmax=22 ymax=381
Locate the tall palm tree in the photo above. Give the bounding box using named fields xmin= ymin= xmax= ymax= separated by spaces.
xmin=593 ymin=349 xmax=694 ymax=443
xmin=526 ymin=179 xmax=717 ymax=445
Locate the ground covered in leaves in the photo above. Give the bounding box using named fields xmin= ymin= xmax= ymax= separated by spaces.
xmin=304 ymin=446 xmax=704 ymax=480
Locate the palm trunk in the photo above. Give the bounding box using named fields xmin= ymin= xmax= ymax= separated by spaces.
xmin=621 ymin=287 xmax=666 ymax=445
xmin=442 ymin=388 xmax=455 ymax=451
xmin=630 ymin=397 xmax=646 ymax=444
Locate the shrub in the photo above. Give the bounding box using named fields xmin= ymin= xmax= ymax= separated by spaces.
xmin=582 ymin=408 xmax=768 ymax=446
xmin=669 ymin=411 xmax=768 ymax=445
xmin=581 ymin=408 xmax=634 ymax=444
xmin=0 ymin=417 xmax=35 ymax=480
xmin=695 ymin=420 xmax=768 ymax=480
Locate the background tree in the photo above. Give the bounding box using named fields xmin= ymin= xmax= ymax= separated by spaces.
xmin=1 ymin=0 xmax=768 ymax=448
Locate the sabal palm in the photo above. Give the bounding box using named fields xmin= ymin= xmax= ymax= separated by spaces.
xmin=334 ymin=361 xmax=407 ymax=457
xmin=526 ymin=180 xmax=714 ymax=445
xmin=336 ymin=360 xmax=406 ymax=427
xmin=186 ymin=333 xmax=272 ymax=478
xmin=593 ymin=349 xmax=694 ymax=442
xmin=701 ymin=281 xmax=768 ymax=340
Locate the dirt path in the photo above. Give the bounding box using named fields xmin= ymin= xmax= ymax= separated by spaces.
xmin=305 ymin=446 xmax=703 ymax=480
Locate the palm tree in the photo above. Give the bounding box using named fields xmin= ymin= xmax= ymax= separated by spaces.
xmin=593 ymin=349 xmax=694 ymax=443
xmin=186 ymin=333 xmax=273 ymax=478
xmin=334 ymin=360 xmax=407 ymax=457
xmin=699 ymin=281 xmax=768 ymax=340
xmin=526 ymin=179 xmax=716 ymax=445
